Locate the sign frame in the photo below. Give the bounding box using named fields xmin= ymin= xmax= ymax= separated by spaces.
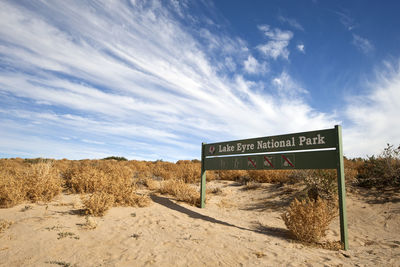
xmin=200 ymin=125 xmax=349 ymax=250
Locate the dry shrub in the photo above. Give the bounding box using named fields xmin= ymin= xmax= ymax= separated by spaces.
xmin=67 ymin=161 xmax=151 ymax=213
xmin=0 ymin=159 xmax=26 ymax=207
xmin=207 ymin=186 xmax=224 ymax=195
xmin=111 ymin=185 xmax=150 ymax=207
xmin=159 ymin=179 xmax=200 ymax=206
xmin=281 ymin=197 xmax=337 ymax=243
xmin=205 ymin=170 xmax=217 ymax=181
xmin=344 ymin=158 xmax=361 ymax=185
xmin=216 ymin=170 xmax=248 ymax=181
xmin=0 ymin=160 xmax=62 ymax=207
xmin=23 ymin=162 xmax=62 ymax=202
xmin=82 ymin=192 xmax=115 ymax=216
xmin=127 ymin=160 xmax=153 ymax=179
xmin=247 ymin=170 xmax=293 ymax=183
xmin=242 ymin=182 xmax=262 ymax=190
xmin=138 ymin=177 xmax=160 ymax=190
xmin=356 ymin=144 xmax=400 ymax=188
xmin=144 ymin=160 xmax=202 ymax=183
xmin=175 ymin=161 xmax=201 ymax=183
xmin=152 ymin=161 xmax=177 ymax=180
xmin=304 ymin=170 xmax=337 ymax=201
xmin=0 ymin=176 xmax=25 ymax=208
xmin=215 ymin=169 xmax=299 ymax=184
xmin=63 ymin=161 xmax=109 ymax=193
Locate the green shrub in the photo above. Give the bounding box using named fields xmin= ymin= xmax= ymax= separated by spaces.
xmin=102 ymin=156 xmax=128 ymax=161
xmin=304 ymin=170 xmax=337 ymax=201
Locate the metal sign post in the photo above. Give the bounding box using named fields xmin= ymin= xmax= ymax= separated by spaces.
xmin=200 ymin=125 xmax=349 ymax=250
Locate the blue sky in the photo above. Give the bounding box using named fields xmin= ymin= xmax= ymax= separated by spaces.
xmin=1 ymin=0 xmax=400 ymax=161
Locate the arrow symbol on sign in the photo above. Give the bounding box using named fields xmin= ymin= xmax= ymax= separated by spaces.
xmin=263 ymin=156 xmax=274 ymax=168
xmin=282 ymin=155 xmax=294 ymax=167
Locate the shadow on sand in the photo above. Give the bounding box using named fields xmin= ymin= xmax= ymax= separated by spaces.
xmin=240 ymin=183 xmax=299 ymax=212
xmin=150 ymin=194 xmax=291 ymax=241
xmin=354 ymin=186 xmax=400 ymax=205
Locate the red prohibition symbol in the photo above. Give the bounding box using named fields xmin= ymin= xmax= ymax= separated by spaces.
xmin=281 ymin=155 xmax=294 ymax=167
xmin=263 ymin=156 xmax=274 ymax=168
xmin=248 ymin=157 xmax=257 ymax=168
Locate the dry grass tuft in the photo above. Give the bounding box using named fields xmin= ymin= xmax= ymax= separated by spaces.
xmin=217 ymin=199 xmax=236 ymax=209
xmin=316 ymin=240 xmax=343 ymax=251
xmin=57 ymin=231 xmax=79 ymax=240
xmin=281 ymin=197 xmax=337 ymax=243
xmin=80 ymin=216 xmax=98 ymax=230
xmin=242 ymin=182 xmax=262 ymax=191
xmin=254 ymin=251 xmax=266 ymax=258
xmin=207 ymin=187 xmax=224 ymax=195
xmin=159 ymin=179 xmax=200 ymax=206
xmin=0 ymin=219 xmax=13 ymax=234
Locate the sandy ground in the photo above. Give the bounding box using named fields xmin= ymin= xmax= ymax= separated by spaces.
xmin=1 ymin=180 xmax=399 ymax=267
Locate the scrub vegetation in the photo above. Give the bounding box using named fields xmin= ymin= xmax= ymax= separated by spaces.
xmin=0 ymin=144 xmax=398 ymax=244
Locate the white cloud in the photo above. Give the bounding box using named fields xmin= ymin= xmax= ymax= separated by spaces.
xmin=224 ymin=57 xmax=236 ymax=72
xmin=335 ymin=10 xmax=357 ymax=31
xmin=277 ymin=15 xmax=304 ymax=31
xmin=297 ymin=43 xmax=305 ymax=53
xmin=352 ymin=34 xmax=374 ymax=55
xmin=243 ymin=55 xmax=268 ymax=74
xmin=0 ymin=1 xmax=338 ymax=160
xmin=272 ymin=71 xmax=308 ymax=98
xmin=257 ymin=25 xmax=293 ymax=60
xmin=344 ymin=61 xmax=400 ymax=157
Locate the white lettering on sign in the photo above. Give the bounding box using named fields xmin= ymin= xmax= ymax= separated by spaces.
xmin=218 ymin=144 xmax=234 ymax=153
xmin=298 ymin=134 xmax=325 ymax=146
xmin=212 ymin=134 xmax=327 ymax=154
xmin=237 ymin=143 xmax=254 ymax=153
xmin=257 ymin=137 xmax=295 ymax=149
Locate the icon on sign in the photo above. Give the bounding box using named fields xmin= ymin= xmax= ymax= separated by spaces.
xmin=234 ymin=158 xmax=240 ymax=169
xmin=209 ymin=146 xmax=215 ymax=155
xmin=247 ymin=157 xmax=257 ymax=168
xmin=263 ymin=156 xmax=274 ymax=168
xmin=220 ymin=159 xmax=226 ymax=169
xmin=281 ymin=155 xmax=295 ymax=168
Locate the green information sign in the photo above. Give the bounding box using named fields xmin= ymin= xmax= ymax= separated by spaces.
xmin=200 ymin=125 xmax=349 ymax=250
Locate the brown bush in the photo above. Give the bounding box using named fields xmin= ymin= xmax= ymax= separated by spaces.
xmin=82 ymin=192 xmax=115 ymax=216
xmin=65 ymin=160 xmax=151 ymax=212
xmin=159 ymin=179 xmax=200 ymax=206
xmin=304 ymin=170 xmax=337 ymax=201
xmin=0 ymin=175 xmax=25 ymax=208
xmin=23 ymin=162 xmax=62 ymax=202
xmin=174 ymin=162 xmax=201 ymax=183
xmin=0 ymin=160 xmax=62 ymax=207
xmin=216 ymin=170 xmax=248 ymax=181
xmin=0 ymin=159 xmax=26 ymax=207
xmin=356 ymin=144 xmax=400 ymax=188
xmin=247 ymin=170 xmax=294 ymax=183
xmin=63 ymin=161 xmax=106 ymax=193
xmin=152 ymin=161 xmax=177 ymax=180
xmin=281 ymin=197 xmax=337 ymax=243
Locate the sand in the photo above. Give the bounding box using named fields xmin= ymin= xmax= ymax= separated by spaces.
xmin=1 ymin=180 xmax=399 ymax=267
